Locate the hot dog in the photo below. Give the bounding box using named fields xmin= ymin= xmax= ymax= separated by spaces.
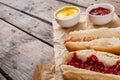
xmin=61 ymin=50 xmax=120 ymax=80
xmin=65 ymin=27 xmax=120 ymax=55
xmin=65 ymin=27 xmax=120 ymax=43
xmin=65 ymin=38 xmax=120 ymax=55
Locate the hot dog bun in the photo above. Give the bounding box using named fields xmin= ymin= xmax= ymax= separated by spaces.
xmin=61 ymin=65 xmax=120 ymax=80
xmin=61 ymin=50 xmax=120 ymax=80
xmin=65 ymin=38 xmax=120 ymax=55
xmin=67 ymin=27 xmax=120 ymax=42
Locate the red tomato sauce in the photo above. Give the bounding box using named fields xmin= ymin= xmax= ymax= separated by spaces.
xmin=64 ymin=37 xmax=96 ymax=43
xmin=89 ymin=7 xmax=111 ymax=15
xmin=66 ymin=52 xmax=120 ymax=75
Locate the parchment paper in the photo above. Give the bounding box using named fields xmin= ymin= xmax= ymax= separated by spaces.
xmin=33 ymin=13 xmax=120 ymax=80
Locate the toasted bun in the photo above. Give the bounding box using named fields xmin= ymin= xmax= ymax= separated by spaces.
xmin=61 ymin=50 xmax=120 ymax=80
xmin=68 ymin=28 xmax=120 ymax=41
xmin=65 ymin=38 xmax=120 ymax=55
xmin=61 ymin=65 xmax=120 ymax=80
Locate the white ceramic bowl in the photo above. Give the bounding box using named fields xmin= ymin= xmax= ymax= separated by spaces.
xmin=54 ymin=6 xmax=80 ymax=28
xmin=86 ymin=3 xmax=115 ymax=25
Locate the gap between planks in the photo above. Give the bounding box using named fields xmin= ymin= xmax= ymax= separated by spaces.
xmin=0 ymin=68 xmax=13 ymax=80
xmin=0 ymin=0 xmax=86 ymax=23
xmin=0 ymin=18 xmax=53 ymax=47
xmin=0 ymin=19 xmax=54 ymax=80
xmin=56 ymin=0 xmax=87 ymax=8
xmin=0 ymin=2 xmax=52 ymax=25
xmin=0 ymin=3 xmax=53 ymax=47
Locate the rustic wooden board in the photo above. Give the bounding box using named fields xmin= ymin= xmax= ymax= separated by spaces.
xmin=0 ymin=74 xmax=6 ymax=80
xmin=0 ymin=20 xmax=53 ymax=80
xmin=0 ymin=3 xmax=53 ymax=45
xmin=59 ymin=0 xmax=120 ymax=16
xmin=0 ymin=0 xmax=86 ymax=23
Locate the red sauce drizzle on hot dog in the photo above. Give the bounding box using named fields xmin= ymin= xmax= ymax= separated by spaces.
xmin=64 ymin=37 xmax=97 ymax=43
xmin=66 ymin=52 xmax=120 ymax=75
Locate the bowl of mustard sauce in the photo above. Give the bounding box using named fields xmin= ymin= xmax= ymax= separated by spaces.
xmin=54 ymin=6 xmax=80 ymax=28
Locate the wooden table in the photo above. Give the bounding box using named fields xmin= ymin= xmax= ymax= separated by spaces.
xmin=0 ymin=0 xmax=120 ymax=80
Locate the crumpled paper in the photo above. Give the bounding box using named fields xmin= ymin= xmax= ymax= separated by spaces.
xmin=33 ymin=59 xmax=55 ymax=80
xmin=33 ymin=13 xmax=120 ymax=80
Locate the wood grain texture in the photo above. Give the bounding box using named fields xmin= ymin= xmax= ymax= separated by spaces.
xmin=59 ymin=0 xmax=120 ymax=16
xmin=0 ymin=20 xmax=53 ymax=80
xmin=0 ymin=3 xmax=53 ymax=45
xmin=0 ymin=0 xmax=85 ymax=23
xmin=0 ymin=74 xmax=6 ymax=80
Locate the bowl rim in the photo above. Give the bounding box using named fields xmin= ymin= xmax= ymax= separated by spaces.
xmin=86 ymin=3 xmax=115 ymax=17
xmin=54 ymin=6 xmax=80 ymax=21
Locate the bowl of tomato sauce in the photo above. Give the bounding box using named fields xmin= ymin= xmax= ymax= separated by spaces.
xmin=86 ymin=3 xmax=115 ymax=25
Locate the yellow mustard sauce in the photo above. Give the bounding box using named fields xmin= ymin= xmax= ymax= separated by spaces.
xmin=56 ymin=6 xmax=80 ymax=19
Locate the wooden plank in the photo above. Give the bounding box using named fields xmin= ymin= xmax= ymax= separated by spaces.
xmin=0 ymin=73 xmax=6 ymax=80
xmin=59 ymin=0 xmax=120 ymax=16
xmin=0 ymin=0 xmax=86 ymax=23
xmin=0 ymin=3 xmax=53 ymax=45
xmin=0 ymin=20 xmax=53 ymax=80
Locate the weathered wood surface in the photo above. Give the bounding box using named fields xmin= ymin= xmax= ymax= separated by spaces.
xmin=0 ymin=3 xmax=53 ymax=45
xmin=59 ymin=0 xmax=120 ymax=16
xmin=0 ymin=0 xmax=85 ymax=23
xmin=0 ymin=20 xmax=53 ymax=80
xmin=0 ymin=74 xmax=6 ymax=80
xmin=1 ymin=0 xmax=120 ymax=80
